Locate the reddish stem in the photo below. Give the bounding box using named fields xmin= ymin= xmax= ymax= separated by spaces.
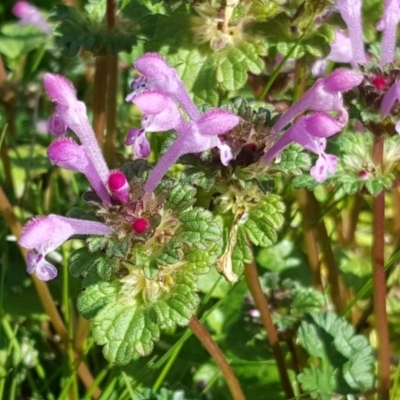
xmin=188 ymin=317 xmax=246 ymax=400
xmin=244 ymin=261 xmax=294 ymax=399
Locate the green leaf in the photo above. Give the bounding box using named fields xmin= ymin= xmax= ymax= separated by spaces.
xmin=147 ymin=9 xmax=266 ymax=104
xmin=93 ymin=301 xmax=160 ymax=364
xmin=292 ymin=174 xmax=319 ymax=190
xmin=0 ymin=23 xmax=47 ymax=59
xmin=297 ymin=311 xmax=375 ymax=395
xmin=77 ymin=281 xmax=120 ymax=319
xmin=179 ymin=208 xmax=221 ymax=250
xmin=69 ymin=247 xmax=101 ymax=278
xmin=185 ymin=242 xmax=221 ymax=274
xmin=231 ymin=226 xmax=253 ymax=277
xmin=364 ymin=176 xmax=393 ymax=195
xmin=165 ymin=181 xmax=196 ymax=213
xmin=96 ymin=256 xmax=120 ymax=280
xmin=243 ymin=195 xmax=285 ymax=247
xmin=272 ymin=143 xmax=312 ymax=175
xmin=298 ymin=364 xmax=335 ymax=400
xmin=50 ymin=4 xmax=137 ymax=56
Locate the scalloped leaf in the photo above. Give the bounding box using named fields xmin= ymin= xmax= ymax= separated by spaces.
xmin=292 ymin=174 xmax=319 ymax=190
xmin=297 ymin=311 xmax=375 ymax=395
xmin=179 ymin=208 xmax=221 ymax=250
xmin=243 ymin=195 xmax=285 ymax=247
xmin=77 ymin=281 xmax=120 ymax=319
xmin=146 ymin=9 xmax=266 ymax=104
xmin=272 ymin=143 xmax=312 ymax=175
xmin=298 ymin=364 xmax=335 ymax=400
xmin=232 ymin=225 xmax=253 ymax=277
xmin=165 ymin=181 xmax=197 ymax=213
xmin=185 ymin=241 xmax=221 ymax=274
xmin=50 ymin=4 xmax=138 ymax=56
xmin=69 ymin=247 xmax=101 ymax=278
xmin=93 ymin=301 xmax=160 ymax=364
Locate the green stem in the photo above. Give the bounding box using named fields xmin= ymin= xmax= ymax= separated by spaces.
xmin=152 ymin=339 xmax=184 ymax=392
xmin=188 ymin=317 xmax=246 ymax=400
xmin=372 ymin=133 xmax=390 ymax=400
xmin=244 ymin=261 xmax=294 ymax=399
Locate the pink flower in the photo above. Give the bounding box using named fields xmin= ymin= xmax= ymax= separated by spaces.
xmin=19 ymin=215 xmax=112 ymax=281
xmin=12 ymin=1 xmax=51 ymax=35
xmin=263 ymin=113 xmax=341 ymax=182
xmin=128 ymin=87 xmax=239 ymax=193
xmin=43 ymin=73 xmax=111 ymax=205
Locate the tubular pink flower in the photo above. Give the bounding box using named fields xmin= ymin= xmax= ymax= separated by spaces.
xmin=47 ymin=138 xmax=111 ymax=205
xmin=144 ymin=107 xmax=239 ymax=193
xmin=43 ymin=74 xmax=110 ymax=199
xmin=272 ymin=69 xmax=363 ymax=135
xmin=127 ymin=53 xmax=201 ymax=120
xmin=263 ymin=113 xmax=342 ymax=182
xmin=12 ymin=1 xmax=51 ymax=35
xmin=312 ymin=30 xmax=353 ymax=77
xmin=108 ymin=170 xmax=130 ymax=203
xmin=380 ymin=81 xmax=400 ymax=134
xmin=376 ymin=0 xmax=400 ymax=66
xmin=19 ymin=215 xmax=113 ymax=281
xmin=336 ymin=0 xmax=367 ymax=65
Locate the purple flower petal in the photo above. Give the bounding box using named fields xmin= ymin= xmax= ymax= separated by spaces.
xmin=48 ymin=113 xmax=67 ymax=136
xmin=43 ymin=74 xmax=111 ymax=204
xmin=27 ymin=250 xmax=58 ymax=281
xmin=125 ymin=128 xmax=151 ymax=158
xmin=263 ymin=113 xmax=342 ymax=165
xmin=20 ymin=215 xmax=113 ymax=281
xmin=12 ymin=1 xmax=51 ymax=35
xmin=43 ymin=73 xmax=77 ymax=107
xmin=195 ymin=109 xmax=240 ymax=135
xmin=376 ymin=0 xmax=400 ymax=66
xmin=336 ymin=0 xmax=366 ymax=65
xmin=132 ymin=91 xmax=183 ymax=132
xmin=47 ymin=138 xmax=111 ymax=204
xmin=310 ymin=153 xmax=338 ymax=182
xmin=133 ymin=53 xmax=201 ymax=120
xmin=380 ymin=81 xmax=400 ymax=117
xmin=272 ymin=69 xmax=363 ymax=135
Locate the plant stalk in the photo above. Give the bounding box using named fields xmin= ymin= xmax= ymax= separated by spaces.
xmin=92 ymin=56 xmax=108 ymax=148
xmin=188 ymin=317 xmax=246 ymax=400
xmin=244 ymin=261 xmax=294 ymax=399
xmin=296 ymin=189 xmax=323 ymax=292
xmin=372 ymin=133 xmax=390 ymax=400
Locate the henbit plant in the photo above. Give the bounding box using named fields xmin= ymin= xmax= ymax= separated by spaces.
xmin=2 ymin=0 xmax=400 ymax=399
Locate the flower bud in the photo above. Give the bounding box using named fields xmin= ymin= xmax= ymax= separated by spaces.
xmin=108 ymin=170 xmax=130 ymax=203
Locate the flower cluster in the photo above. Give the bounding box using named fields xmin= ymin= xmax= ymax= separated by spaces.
xmin=19 ymin=54 xmax=239 ymax=281
xmin=262 ymin=69 xmax=363 ymax=182
xmin=125 ymin=53 xmax=240 ymax=193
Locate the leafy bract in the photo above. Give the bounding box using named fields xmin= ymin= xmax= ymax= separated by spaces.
xmin=50 ymin=4 xmax=138 ymax=56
